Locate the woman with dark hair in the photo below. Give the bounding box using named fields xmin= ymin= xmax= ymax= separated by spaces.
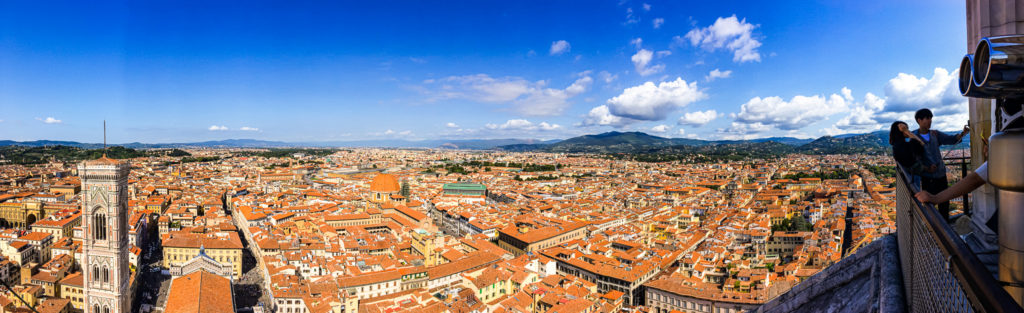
xmin=890 ymin=121 xmax=926 ymax=187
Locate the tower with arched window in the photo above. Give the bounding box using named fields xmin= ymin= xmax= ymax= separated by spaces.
xmin=79 ymin=155 xmax=131 ymax=313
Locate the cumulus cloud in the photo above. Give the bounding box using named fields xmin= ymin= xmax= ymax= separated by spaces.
xmin=883 ymin=68 xmax=964 ymax=114
xmin=37 ymin=117 xmax=62 ymax=124
xmin=643 ymin=3 xmax=651 ymax=11
xmin=445 ymin=122 xmax=460 ymax=129
xmin=651 ymin=124 xmax=671 ymax=133
xmin=631 ymin=49 xmax=665 ymax=76
xmin=384 ymin=129 xmax=395 ymax=135
xmin=485 ymin=119 xmax=561 ymax=131
xmin=717 ymin=67 xmax=968 ymax=138
xmin=606 ymin=77 xmax=707 ymax=121
xmin=240 ymin=126 xmax=259 ymax=131
xmin=705 ymin=69 xmax=732 ymax=81
xmin=678 ymin=110 xmax=721 ymax=127
xmin=823 ymin=92 xmax=887 ymax=136
xmin=823 ymin=68 xmax=968 ymax=135
xmin=424 ymin=73 xmax=592 ymax=116
xmin=653 ymin=18 xmax=664 ymax=29
xmin=208 ymin=125 xmax=228 ymax=131
xmin=734 ymin=93 xmax=849 ymax=131
xmin=580 ymin=105 xmax=629 ymax=127
xmin=681 ymin=15 xmax=762 ymax=63
xmin=550 ymin=40 xmax=571 ymax=56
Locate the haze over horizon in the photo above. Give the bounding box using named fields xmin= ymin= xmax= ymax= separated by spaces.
xmin=1 ymin=1 xmax=969 ymax=143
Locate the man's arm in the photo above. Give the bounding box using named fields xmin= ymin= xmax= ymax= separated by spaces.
xmin=915 ymin=171 xmax=985 ymax=204
xmin=938 ymin=126 xmax=970 ymax=145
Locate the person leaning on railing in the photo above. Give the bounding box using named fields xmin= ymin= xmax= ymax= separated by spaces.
xmin=890 ymin=121 xmax=927 ymax=188
xmin=913 ymin=108 xmax=970 ymax=222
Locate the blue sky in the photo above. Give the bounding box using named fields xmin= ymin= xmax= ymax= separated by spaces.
xmin=0 ymin=0 xmax=969 ymax=143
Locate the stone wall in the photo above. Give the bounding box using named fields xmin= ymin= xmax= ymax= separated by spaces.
xmin=755 ymin=235 xmax=904 ymax=313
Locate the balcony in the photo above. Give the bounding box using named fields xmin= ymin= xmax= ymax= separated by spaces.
xmin=893 ymin=163 xmax=1022 ymax=312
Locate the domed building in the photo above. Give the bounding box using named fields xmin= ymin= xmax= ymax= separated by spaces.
xmin=369 ymin=173 xmax=401 ymax=204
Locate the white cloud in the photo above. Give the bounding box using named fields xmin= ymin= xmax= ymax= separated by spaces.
xmin=824 ymin=92 xmax=886 ymax=136
xmin=631 ymin=49 xmax=665 ymax=76
xmin=485 ymin=119 xmax=561 ymax=131
xmin=883 ymin=68 xmax=964 ymax=114
xmin=580 ymin=105 xmax=629 ymax=127
xmin=823 ymin=68 xmax=968 ymax=135
xmin=624 ymin=8 xmax=638 ymax=24
xmin=643 ymin=3 xmax=651 ymax=11
xmin=445 ymin=122 xmax=460 ymax=128
xmin=606 ymin=77 xmax=707 ymax=121
xmin=711 ymin=67 xmax=969 ymax=138
xmin=677 ymin=129 xmax=686 ymax=135
xmin=37 ymin=117 xmax=62 ymax=124
xmin=682 ymin=15 xmax=762 ymax=63
xmin=705 ymin=69 xmax=732 ymax=81
xmin=651 ymin=124 xmax=671 ymax=133
xmin=239 ymin=126 xmax=259 ymax=131
xmin=550 ymin=40 xmax=571 ymax=56
xmin=734 ymin=93 xmax=849 ymax=131
xmin=425 ymin=73 xmax=592 ymax=116
xmin=208 ymin=125 xmax=228 ymax=131
xmin=384 ymin=129 xmax=395 ymax=135
xmin=539 ymin=122 xmax=561 ymax=131
xmin=398 ymin=130 xmax=413 ymax=136
xmin=719 ymin=122 xmax=774 ymax=139
xmin=599 ymin=71 xmax=618 ymax=83
xmin=630 ymin=38 xmax=643 ymax=49
xmin=516 ymin=76 xmax=593 ymax=116
xmin=678 ymin=110 xmax=721 ymax=126
xmin=653 ymin=18 xmax=664 ymax=29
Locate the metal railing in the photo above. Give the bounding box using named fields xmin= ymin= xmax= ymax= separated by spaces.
xmin=895 ymin=164 xmax=1023 ymax=313
xmin=945 ymin=155 xmax=972 ymax=216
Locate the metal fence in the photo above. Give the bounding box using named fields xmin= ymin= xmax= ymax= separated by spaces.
xmin=895 ymin=164 xmax=1022 ymax=313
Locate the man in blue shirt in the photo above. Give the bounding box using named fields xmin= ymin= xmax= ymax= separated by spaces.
xmin=913 ymin=108 xmax=969 ymax=222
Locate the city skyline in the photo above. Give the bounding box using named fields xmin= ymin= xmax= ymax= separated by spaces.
xmin=1 ymin=1 xmax=969 ymax=143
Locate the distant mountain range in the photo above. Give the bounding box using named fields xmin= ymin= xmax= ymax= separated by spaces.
xmin=2 ymin=130 xmax=965 ymax=156
xmin=497 ymin=131 xmax=890 ymax=155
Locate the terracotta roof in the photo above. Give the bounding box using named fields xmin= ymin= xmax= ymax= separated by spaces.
xmin=370 ymin=173 xmax=401 ymax=193
xmin=162 ymin=232 xmax=243 ymax=250
xmin=59 ymin=271 xmax=83 ymax=288
xmin=166 ymin=270 xmax=235 ymax=313
xmin=83 ymin=155 xmax=122 ymax=165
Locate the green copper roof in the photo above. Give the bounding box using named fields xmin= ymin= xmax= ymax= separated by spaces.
xmin=442 ymin=183 xmax=487 ymax=190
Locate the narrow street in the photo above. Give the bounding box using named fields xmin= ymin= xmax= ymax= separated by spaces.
xmin=841 ymin=205 xmax=854 ymax=257
xmin=234 ymin=231 xmax=272 ymax=310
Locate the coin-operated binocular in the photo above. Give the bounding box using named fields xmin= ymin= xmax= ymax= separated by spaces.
xmin=960 ymin=35 xmax=1024 ymax=306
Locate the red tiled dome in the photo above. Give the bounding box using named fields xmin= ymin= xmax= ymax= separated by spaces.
xmin=370 ymin=173 xmax=400 ymax=193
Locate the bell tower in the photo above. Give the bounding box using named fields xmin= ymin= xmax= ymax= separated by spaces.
xmin=79 ymin=155 xmax=131 ymax=313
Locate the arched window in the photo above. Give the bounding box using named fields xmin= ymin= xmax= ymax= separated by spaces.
xmin=93 ymin=214 xmax=107 ymax=240
xmin=94 ymin=305 xmax=100 ymax=313
xmin=103 ymin=306 xmax=110 ymax=313
xmin=102 ymin=265 xmax=109 ymax=283
xmin=92 ymin=265 xmax=99 ymax=282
